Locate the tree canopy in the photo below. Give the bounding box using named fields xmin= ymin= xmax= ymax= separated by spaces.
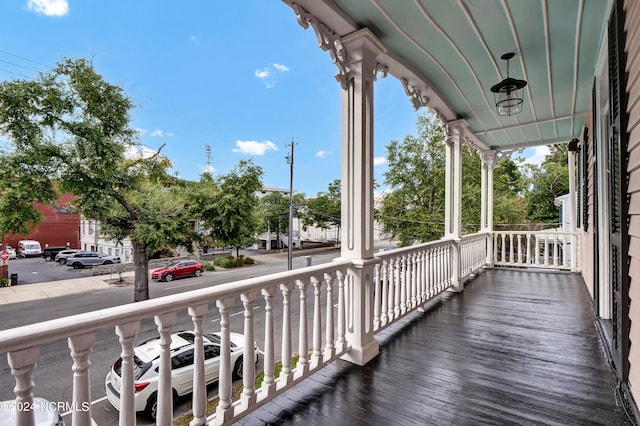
xmin=523 ymin=145 xmax=569 ymax=225
xmin=377 ymin=113 xmax=529 ymax=246
xmin=301 ymin=179 xmax=341 ymax=243
xmin=0 ymin=58 xmax=199 ymax=301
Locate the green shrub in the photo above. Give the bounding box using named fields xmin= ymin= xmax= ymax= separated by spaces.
xmin=214 ymin=257 xmax=235 ymax=268
xmin=243 ymin=256 xmax=255 ymax=265
xmin=202 ymin=261 xmax=216 ymax=271
xmin=0 ymin=278 xmax=9 ymax=287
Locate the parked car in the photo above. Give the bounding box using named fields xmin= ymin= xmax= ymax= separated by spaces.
xmin=105 ymin=330 xmax=258 ymax=421
xmin=54 ymin=249 xmax=83 ymax=265
xmin=42 ymin=246 xmax=69 ymax=262
xmin=17 ymin=240 xmax=42 ymax=258
xmin=3 ymin=246 xmax=16 ymax=260
xmin=151 ymin=260 xmax=203 ymax=282
xmin=0 ymin=397 xmax=64 ymax=425
xmin=65 ymin=252 xmax=120 ymax=269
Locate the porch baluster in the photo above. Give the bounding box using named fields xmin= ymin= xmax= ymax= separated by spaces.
xmin=155 ymin=312 xmax=177 ymax=426
xmin=188 ymin=304 xmax=209 ymax=426
xmin=509 ymin=234 xmax=514 ymax=265
xmin=215 ymin=296 xmax=235 ymax=423
xmin=261 ymin=286 xmax=276 ymax=396
xmin=324 ymin=272 xmax=335 ymax=359
xmin=115 ymin=321 xmax=140 ymax=426
xmin=411 ymin=252 xmax=418 ymax=308
xmin=553 ymin=235 xmax=559 ymax=266
xmin=428 ymin=249 xmax=435 ymax=298
xmin=373 ymin=264 xmax=381 ymax=329
xmin=279 ymin=282 xmax=294 ymax=386
xmin=7 ymin=347 xmax=40 ymax=426
xmin=297 ymin=279 xmax=309 ymax=374
xmin=393 ymin=257 xmax=401 ymax=318
xmin=517 ymin=234 xmax=523 ymax=265
xmin=311 ymin=276 xmax=323 ymax=368
xmin=493 ymin=233 xmax=498 ymax=264
xmin=380 ymin=262 xmax=389 ymax=326
xmin=544 ymin=235 xmax=549 ymax=266
xmin=68 ymin=333 xmax=95 ymax=426
xmin=526 ymin=234 xmax=532 ymax=264
xmin=501 ymin=234 xmax=506 ymax=263
xmin=400 ymin=255 xmax=407 ymax=314
xmin=336 ymin=271 xmax=347 ymax=352
xmin=241 ymin=291 xmax=258 ymax=407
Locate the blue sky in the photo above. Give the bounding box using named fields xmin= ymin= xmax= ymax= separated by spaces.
xmin=0 ymin=0 xmax=546 ymax=197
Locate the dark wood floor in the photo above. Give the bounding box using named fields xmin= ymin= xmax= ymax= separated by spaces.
xmin=237 ymin=268 xmax=635 ymax=426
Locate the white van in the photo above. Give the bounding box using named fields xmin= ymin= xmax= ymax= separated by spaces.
xmin=17 ymin=240 xmax=42 ymax=257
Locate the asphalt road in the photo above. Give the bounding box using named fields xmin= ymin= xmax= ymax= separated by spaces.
xmin=0 ymin=248 xmax=342 ymax=425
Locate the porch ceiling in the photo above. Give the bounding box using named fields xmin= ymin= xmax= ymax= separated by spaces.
xmin=283 ymin=0 xmax=612 ymax=152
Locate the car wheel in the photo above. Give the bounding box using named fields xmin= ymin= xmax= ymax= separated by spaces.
xmin=165 ymin=273 xmax=174 ymax=282
xmin=144 ymin=392 xmax=157 ymax=421
xmin=58 ymin=258 xmax=67 ymax=265
xmin=72 ymin=263 xmax=84 ymax=269
xmin=194 ymin=269 xmax=202 ymax=277
xmin=232 ymin=356 xmax=244 ymax=380
xmin=103 ymin=260 xmax=113 ymax=265
xmin=45 ymin=255 xmax=53 ymax=262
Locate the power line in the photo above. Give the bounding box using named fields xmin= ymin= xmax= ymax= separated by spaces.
xmin=0 ymin=49 xmax=51 ymax=69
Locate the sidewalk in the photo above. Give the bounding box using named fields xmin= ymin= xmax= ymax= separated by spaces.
xmin=0 ymin=271 xmax=133 ymax=305
xmin=0 ymin=245 xmax=345 ymax=305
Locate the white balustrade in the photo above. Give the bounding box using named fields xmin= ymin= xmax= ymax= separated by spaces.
xmin=492 ymin=230 xmax=580 ymax=271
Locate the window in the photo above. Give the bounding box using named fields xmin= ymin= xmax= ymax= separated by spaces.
xmin=204 ymin=345 xmax=220 ymax=359
xmin=171 ymin=349 xmax=195 ymax=370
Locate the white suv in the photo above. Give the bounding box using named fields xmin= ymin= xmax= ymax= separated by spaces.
xmin=105 ymin=330 xmax=258 ymax=421
xmin=65 ymin=252 xmax=120 ymax=269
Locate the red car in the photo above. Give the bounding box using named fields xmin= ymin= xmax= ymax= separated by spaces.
xmin=151 ymin=260 xmax=204 ymax=282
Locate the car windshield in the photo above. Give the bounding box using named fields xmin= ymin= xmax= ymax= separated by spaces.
xmin=113 ymin=356 xmax=152 ymax=380
xmin=26 ymin=244 xmax=39 ymax=249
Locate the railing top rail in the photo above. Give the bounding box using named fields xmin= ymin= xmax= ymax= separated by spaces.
xmin=460 ymin=231 xmax=491 ymax=241
xmin=493 ymin=230 xmax=580 ymax=236
xmin=0 ymin=259 xmax=352 ymax=353
xmin=374 ymin=238 xmax=455 ymax=260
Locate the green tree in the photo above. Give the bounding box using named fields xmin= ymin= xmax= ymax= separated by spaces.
xmin=0 ymin=58 xmax=199 ymax=301
xmin=378 ymin=113 xmax=528 ymax=245
xmin=302 ymin=179 xmax=341 ymax=244
xmin=258 ymin=191 xmax=305 ymax=249
xmin=524 ymin=145 xmax=569 ymax=225
xmin=196 ymin=160 xmax=264 ymax=258
xmin=378 ymin=114 xmax=446 ymax=245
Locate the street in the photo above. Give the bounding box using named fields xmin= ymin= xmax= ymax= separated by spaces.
xmin=0 ymin=248 xmax=341 ymax=425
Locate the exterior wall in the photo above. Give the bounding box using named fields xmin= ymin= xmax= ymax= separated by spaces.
xmin=79 ymin=219 xmax=134 ymax=262
xmin=581 ymin=110 xmax=595 ymax=299
xmin=4 ymin=194 xmax=81 ymax=249
xmin=625 ymin=0 xmax=640 ymax=403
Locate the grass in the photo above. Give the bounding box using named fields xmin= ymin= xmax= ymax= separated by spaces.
xmin=172 ymin=355 xmax=300 ymax=426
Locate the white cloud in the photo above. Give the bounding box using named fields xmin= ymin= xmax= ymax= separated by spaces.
xmin=189 ymin=35 xmax=198 ymax=42
xmin=374 ymin=156 xmax=387 ymax=166
xmin=273 ymin=63 xmax=290 ymax=72
xmin=233 ymin=140 xmax=278 ymax=156
xmin=316 ymin=150 xmax=332 ymax=158
xmin=523 ymin=146 xmax=550 ymax=166
xmin=255 ymin=63 xmax=290 ymax=89
xmin=124 ymin=145 xmax=157 ymax=160
xmin=150 ymin=129 xmax=173 ymax=138
xmin=26 ymin=0 xmax=68 ymax=16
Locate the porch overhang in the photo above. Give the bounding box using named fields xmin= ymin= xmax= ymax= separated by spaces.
xmin=283 ymin=0 xmax=612 ymax=152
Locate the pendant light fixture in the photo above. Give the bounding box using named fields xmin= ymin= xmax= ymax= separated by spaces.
xmin=491 ymin=52 xmax=527 ymax=116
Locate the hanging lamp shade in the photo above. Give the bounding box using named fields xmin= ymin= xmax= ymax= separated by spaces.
xmin=490 ymin=53 xmax=528 ymax=116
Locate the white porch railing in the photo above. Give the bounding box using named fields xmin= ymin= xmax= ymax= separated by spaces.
xmin=0 ymin=232 xmax=495 ymax=426
xmin=493 ymin=230 xmax=580 ymax=271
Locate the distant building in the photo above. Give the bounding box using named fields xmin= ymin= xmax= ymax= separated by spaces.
xmin=4 ymin=194 xmax=81 ymax=249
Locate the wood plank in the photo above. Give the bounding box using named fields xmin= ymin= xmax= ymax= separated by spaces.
xmin=238 ymin=269 xmax=634 ymax=426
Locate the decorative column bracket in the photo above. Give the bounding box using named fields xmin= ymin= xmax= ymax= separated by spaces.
xmin=401 ymin=78 xmax=430 ymax=110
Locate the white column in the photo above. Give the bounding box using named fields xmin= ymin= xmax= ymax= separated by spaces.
xmin=115 ymin=321 xmax=140 ymax=426
xmin=338 ymin=28 xmax=385 ymax=366
xmin=8 ymin=347 xmax=39 ymax=426
xmin=481 ymin=151 xmax=496 ymax=266
xmin=444 ymin=121 xmax=466 ymax=291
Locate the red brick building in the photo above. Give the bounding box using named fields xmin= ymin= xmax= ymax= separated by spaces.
xmin=4 ymin=194 xmax=80 ymax=249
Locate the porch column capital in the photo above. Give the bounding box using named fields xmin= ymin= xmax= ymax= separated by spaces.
xmin=481 ymin=150 xmax=498 ymax=169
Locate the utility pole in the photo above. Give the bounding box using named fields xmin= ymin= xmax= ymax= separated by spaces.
xmin=285 ymin=139 xmax=295 ymax=270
